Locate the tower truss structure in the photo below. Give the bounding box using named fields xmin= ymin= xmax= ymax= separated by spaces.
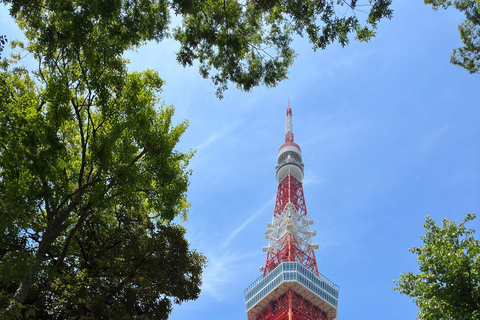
xmin=244 ymin=104 xmax=339 ymax=320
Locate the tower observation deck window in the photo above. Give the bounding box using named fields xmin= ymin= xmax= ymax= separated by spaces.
xmin=244 ymin=262 xmax=339 ymax=312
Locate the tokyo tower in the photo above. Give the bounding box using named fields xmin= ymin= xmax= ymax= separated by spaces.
xmin=244 ymin=103 xmax=339 ymax=320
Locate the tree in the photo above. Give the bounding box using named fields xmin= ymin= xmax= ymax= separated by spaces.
xmin=394 ymin=214 xmax=480 ymax=320
xmin=2 ymin=0 xmax=394 ymax=98
xmin=424 ymin=0 xmax=480 ymax=74
xmin=0 ymin=4 xmax=206 ymax=317
xmin=0 ymin=45 xmax=206 ymax=318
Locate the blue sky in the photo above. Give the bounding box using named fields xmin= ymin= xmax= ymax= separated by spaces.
xmin=2 ymin=1 xmax=480 ymax=319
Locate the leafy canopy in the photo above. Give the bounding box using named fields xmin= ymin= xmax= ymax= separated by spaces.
xmin=394 ymin=214 xmax=480 ymax=320
xmin=425 ymin=0 xmax=480 ymax=73
xmin=0 ymin=45 xmax=206 ymax=318
xmin=0 ymin=0 xmax=207 ymax=318
xmin=2 ymin=0 xmax=393 ymax=98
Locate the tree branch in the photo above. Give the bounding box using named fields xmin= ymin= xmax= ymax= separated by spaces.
xmin=72 ymin=98 xmax=87 ymax=188
xmin=54 ymin=203 xmax=92 ymax=270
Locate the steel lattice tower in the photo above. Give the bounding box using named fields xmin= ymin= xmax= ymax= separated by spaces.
xmin=244 ymin=103 xmax=339 ymax=320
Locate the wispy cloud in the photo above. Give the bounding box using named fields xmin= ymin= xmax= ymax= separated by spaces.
xmin=209 ymin=166 xmax=233 ymax=186
xmin=419 ymin=124 xmax=450 ymax=151
xmin=303 ymin=173 xmax=326 ymax=186
xmin=222 ymin=197 xmax=275 ymax=247
xmin=188 ymin=124 xmax=238 ymax=167
xmin=201 ymin=250 xmax=260 ymax=300
xmin=193 ymin=120 xmax=241 ymax=154
xmin=201 ymin=251 xmax=237 ymax=300
xmin=196 ymin=130 xmax=226 ymax=151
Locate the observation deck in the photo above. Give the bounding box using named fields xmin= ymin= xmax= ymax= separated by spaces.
xmin=244 ymin=262 xmax=339 ymax=320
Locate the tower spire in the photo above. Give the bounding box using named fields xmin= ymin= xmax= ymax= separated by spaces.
xmin=285 ymin=99 xmax=294 ymax=142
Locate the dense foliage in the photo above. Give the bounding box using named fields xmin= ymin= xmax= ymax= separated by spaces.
xmin=425 ymin=0 xmax=480 ymax=73
xmin=394 ymin=214 xmax=480 ymax=320
xmin=2 ymin=0 xmax=393 ymax=98
xmin=0 ymin=46 xmax=206 ymax=319
xmin=0 ymin=0 xmax=209 ymax=318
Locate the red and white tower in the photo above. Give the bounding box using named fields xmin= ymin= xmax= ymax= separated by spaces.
xmin=244 ymin=103 xmax=339 ymax=320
